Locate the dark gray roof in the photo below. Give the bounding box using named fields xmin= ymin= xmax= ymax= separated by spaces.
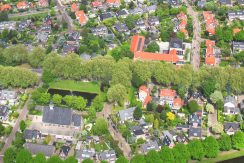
xmin=42 ymin=106 xmax=81 ymax=127
xmin=233 ymin=41 xmax=244 ymax=50
xmin=168 ymin=0 xmax=180 ymax=6
xmin=118 ymin=107 xmax=136 ymax=122
xmin=131 ymin=126 xmax=144 ymax=136
xmin=76 ymin=149 xmax=96 ymax=159
xmin=163 ymin=135 xmax=173 ymax=146
xmin=224 ymin=122 xmax=240 ymax=132
xmin=189 ymin=127 xmax=201 ymax=138
xmin=114 ymin=23 xmax=129 ymax=32
xmin=237 ymin=0 xmax=244 ymax=5
xmin=170 ymin=38 xmax=183 ymax=49
xmin=141 ymin=141 xmax=159 ymax=153
xmin=130 ymin=8 xmax=144 ymax=15
xmin=100 ymin=12 xmax=114 ymax=21
xmin=60 ymin=145 xmax=71 ymax=156
xmin=228 ymin=10 xmax=244 ymax=17
xmin=24 ymin=129 xmax=41 ymax=140
xmin=189 ymin=114 xmax=202 ymax=127
xmin=219 ymin=0 xmax=232 ymax=5
xmin=24 ymin=143 xmax=55 ymax=157
xmin=117 ymin=9 xmax=128 ymax=16
xmin=68 ymin=31 xmax=80 ymax=41
xmin=0 ymin=105 xmax=8 ymax=117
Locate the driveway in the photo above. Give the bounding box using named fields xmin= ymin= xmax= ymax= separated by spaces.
xmin=97 ymin=103 xmax=132 ymax=159
xmin=183 ymin=0 xmax=203 ymax=69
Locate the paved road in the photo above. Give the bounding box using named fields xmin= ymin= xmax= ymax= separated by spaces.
xmin=56 ymin=0 xmax=74 ymax=32
xmin=183 ymin=0 xmax=203 ymax=69
xmin=0 ymin=96 xmax=31 ymax=160
xmin=97 ymin=103 xmax=132 ymax=159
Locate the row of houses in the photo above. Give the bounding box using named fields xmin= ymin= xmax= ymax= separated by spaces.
xmin=0 ymin=0 xmax=48 ymax=11
xmin=203 ymin=11 xmax=218 ymax=36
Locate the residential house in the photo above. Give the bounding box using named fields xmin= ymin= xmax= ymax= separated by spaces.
xmin=39 ymin=24 xmax=52 ymax=34
xmin=138 ymin=85 xmax=152 ymax=108
xmin=100 ymin=12 xmax=114 ymax=21
xmin=0 ymin=90 xmax=18 ymax=106
xmin=148 ymin=17 xmax=160 ymax=26
xmin=173 ymin=97 xmax=183 ymax=111
xmin=168 ymin=0 xmax=181 ymax=7
xmin=146 ymin=5 xmax=157 ymax=14
xmin=24 ymin=143 xmax=55 ymax=157
xmin=176 ymin=124 xmax=189 ymax=132
xmin=17 ymin=1 xmax=29 ymax=10
xmin=98 ymin=150 xmax=117 ymax=163
xmin=71 ymin=3 xmax=79 ymax=12
xmin=169 ymin=38 xmax=184 ymax=57
xmin=223 ymin=96 xmax=240 ymax=115
xmin=63 ymin=41 xmax=79 ymax=54
xmin=177 ymin=12 xmax=188 ymax=37
xmin=91 ymin=1 xmax=104 ymax=10
xmin=174 ymin=134 xmax=188 ymax=144
xmin=0 ymin=21 xmax=16 ymax=31
xmin=159 ymin=89 xmax=176 ymax=107
xmin=162 ymin=130 xmax=175 ymax=148
xmin=43 ymin=15 xmax=52 ymax=25
xmin=197 ymin=0 xmax=206 ymax=8
xmin=76 ymin=149 xmax=96 ymax=162
xmin=131 ymin=126 xmax=146 ymax=140
xmin=135 ymin=19 xmax=147 ymax=31
xmin=0 ymin=105 xmax=9 ymax=121
xmin=0 ymin=4 xmax=12 ymax=11
xmin=91 ymin=25 xmax=108 ymax=37
xmin=140 ymin=140 xmax=160 ymax=154
xmin=237 ymin=0 xmax=244 ymax=5
xmin=189 ymin=113 xmax=202 ymax=128
xmin=203 ymin=11 xmax=218 ymax=35
xmin=205 ymin=39 xmax=217 ymax=66
xmin=75 ymin=10 xmax=88 ymax=26
xmin=232 ymin=41 xmax=244 ymax=53
xmin=18 ymin=20 xmax=31 ymax=31
xmin=60 ymin=145 xmax=71 ymax=158
xmin=118 ymin=107 xmax=136 ymax=123
xmin=228 ymin=11 xmax=244 ymax=21
xmin=189 ymin=126 xmax=202 ymax=139
xmin=224 ymin=122 xmax=240 ymax=135
xmin=38 ymin=0 xmax=49 ymax=7
xmin=113 ymin=23 xmax=130 ymax=35
xmin=219 ymin=0 xmax=232 ymax=6
xmin=106 ymin=0 xmax=121 ymax=8
xmin=130 ymin=7 xmax=144 ymax=15
xmin=188 ymin=113 xmax=202 ymax=139
xmin=116 ymin=9 xmax=129 ymax=18
xmin=24 ymin=129 xmax=41 ymax=142
xmin=67 ymin=31 xmax=80 ymax=41
xmin=37 ymin=32 xmax=49 ymax=43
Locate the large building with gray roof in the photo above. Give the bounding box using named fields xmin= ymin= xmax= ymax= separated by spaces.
xmin=118 ymin=107 xmax=136 ymax=123
xmin=24 ymin=143 xmax=55 ymax=157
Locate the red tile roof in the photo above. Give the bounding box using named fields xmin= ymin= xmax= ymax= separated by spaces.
xmin=1 ymin=4 xmax=12 ymax=11
xmin=205 ymin=40 xmax=216 ymax=65
xmin=144 ymin=95 xmax=152 ymax=106
xmin=130 ymin=35 xmax=145 ymax=53
xmin=92 ymin=1 xmax=103 ymax=7
xmin=160 ymin=89 xmax=176 ymax=97
xmin=75 ymin=10 xmax=88 ymax=25
xmin=139 ymin=85 xmax=149 ymax=94
xmin=174 ymin=97 xmax=183 ymax=107
xmin=17 ymin=1 xmax=29 ymax=9
xmin=38 ymin=0 xmax=48 ymax=7
xmin=203 ymin=11 xmax=218 ymax=35
xmin=233 ymin=28 xmax=241 ymax=34
xmin=71 ymin=3 xmax=78 ymax=12
xmin=107 ymin=0 xmax=120 ymax=4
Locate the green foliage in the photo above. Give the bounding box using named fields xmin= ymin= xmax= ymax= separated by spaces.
xmin=32 ymin=90 xmax=51 ymax=105
xmin=79 ymin=34 xmax=105 ymax=54
xmin=131 ymin=154 xmax=146 ymax=163
xmin=47 ymin=155 xmax=63 ymax=163
xmin=65 ymin=156 xmax=78 ymax=163
xmin=146 ymin=150 xmax=161 ymax=163
xmin=16 ymin=149 xmax=32 ymax=163
xmin=12 ymin=132 xmax=25 ymax=149
xmin=115 ymin=156 xmax=129 ymax=163
xmin=91 ymin=94 xmax=106 ymax=112
xmin=92 ymin=118 xmax=108 ymax=136
xmin=28 ymin=47 xmax=46 ymax=68
xmin=82 ymin=159 xmax=93 ymax=163
xmin=216 ymin=27 xmax=233 ymax=42
xmin=201 ymin=79 xmax=216 ymax=97
xmin=133 ymin=107 xmax=142 ymax=120
xmin=159 ymin=146 xmax=174 ymax=163
xmin=188 ymin=139 xmax=205 ymax=160
xmin=33 ymin=153 xmax=46 ymax=163
xmin=4 ymin=147 xmax=17 ymax=163
xmin=232 ymin=131 xmax=244 ymax=149
xmin=210 ymin=91 xmax=223 ymax=104
xmin=203 ymin=136 xmax=219 ymax=158
xmin=145 ymin=41 xmax=160 ymax=53
xmin=107 ymin=84 xmax=127 ymax=106
xmin=124 ymin=14 xmax=139 ymax=30
xmin=52 ymin=94 xmax=62 ymax=106
xmin=173 ymin=143 xmax=190 ymax=163
xmin=234 ymin=51 xmax=244 ymax=63
xmin=0 ymin=123 xmax=5 ymax=136
xmin=110 ymin=43 xmax=133 ymax=61
xmin=234 ymin=30 xmax=244 ymax=41
xmin=0 ymin=11 xmax=8 ymax=21
xmin=20 ymin=120 xmax=26 ymax=132
xmin=187 ymin=100 xmax=200 ymax=113
xmin=218 ymin=134 xmax=232 ymax=151
xmin=63 ymin=95 xmax=87 ymax=110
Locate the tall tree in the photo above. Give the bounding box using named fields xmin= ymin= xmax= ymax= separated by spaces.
xmin=92 ymin=118 xmax=108 ymax=136
xmin=52 ymin=94 xmax=62 ymax=106
xmin=210 ymin=91 xmax=223 ymax=104
xmin=133 ymin=107 xmax=142 ymax=120
xmin=187 ymin=100 xmax=200 ymax=113
xmin=188 ymin=140 xmax=205 ymax=160
xmin=115 ymin=156 xmax=129 ymax=163
xmin=28 ymin=47 xmax=46 ymax=68
xmin=3 ymin=147 xmax=17 ymax=163
xmin=232 ymin=131 xmax=244 ymax=149
xmin=16 ymin=149 xmax=32 ymax=163
xmin=203 ymin=136 xmax=219 ymax=158
xmin=172 ymin=143 xmax=190 ymax=163
xmin=159 ymin=146 xmax=174 ymax=163
xmin=107 ymin=84 xmax=127 ymax=106
xmin=131 ymin=154 xmax=146 ymax=163
xmin=218 ymin=134 xmax=232 ymax=151
xmin=33 ymin=153 xmax=46 ymax=163
xmin=65 ymin=156 xmax=78 ymax=163
xmin=146 ymin=150 xmax=162 ymax=163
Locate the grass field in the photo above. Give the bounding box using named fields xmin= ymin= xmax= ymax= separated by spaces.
xmin=190 ymin=149 xmax=244 ymax=163
xmin=49 ymin=80 xmax=100 ymax=94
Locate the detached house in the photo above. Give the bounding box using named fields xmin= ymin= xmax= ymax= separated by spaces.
xmin=160 ymin=89 xmax=176 ymax=107
xmin=162 ymin=130 xmax=175 ymax=148
xmin=223 ymin=96 xmax=240 ymax=115
xmin=205 ymin=39 xmax=218 ymax=66
xmin=113 ymin=23 xmax=130 ymax=35
xmin=0 ymin=105 xmax=9 ymax=121
xmin=0 ymin=90 xmax=18 ymax=106
xmin=232 ymin=41 xmax=244 ymax=53
xmin=0 ymin=4 xmax=12 ymax=11
xmin=71 ymin=3 xmax=78 ymax=12
xmin=135 ymin=19 xmax=147 ymax=31
xmin=24 ymin=143 xmax=55 ymax=158
xmin=17 ymin=1 xmax=29 ymax=10
xmin=38 ymin=0 xmax=49 ymax=7
xmin=148 ymin=17 xmax=160 ymax=26
xmin=228 ymin=11 xmax=244 ymax=21
xmin=76 ymin=149 xmax=96 ymax=162
xmin=106 ymin=0 xmax=121 ymax=7
xmin=98 ymin=150 xmax=117 ymax=163
xmin=224 ymin=122 xmax=240 ymax=135
xmin=118 ymin=107 xmax=136 ymax=123
xmin=188 ymin=113 xmax=202 ymax=139
xmin=75 ymin=10 xmax=88 ymax=26
xmin=24 ymin=129 xmax=41 ymax=142
xmin=203 ymin=11 xmax=218 ymax=35
xmin=140 ymin=140 xmax=160 ymax=154
xmin=131 ymin=126 xmax=146 ymax=140
xmin=138 ymin=85 xmax=152 ymax=108
xmin=116 ymin=9 xmax=129 ymax=18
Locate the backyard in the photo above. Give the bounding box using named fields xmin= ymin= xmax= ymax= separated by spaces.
xmin=49 ymin=80 xmax=101 ymax=94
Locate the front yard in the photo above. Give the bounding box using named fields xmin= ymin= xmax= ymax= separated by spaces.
xmin=49 ymin=80 xmax=101 ymax=94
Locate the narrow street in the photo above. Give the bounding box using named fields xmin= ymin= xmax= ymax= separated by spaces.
xmin=0 ymin=96 xmax=31 ymax=161
xmin=56 ymin=0 xmax=74 ymax=32
xmin=183 ymin=0 xmax=203 ymax=69
xmin=97 ymin=103 xmax=132 ymax=159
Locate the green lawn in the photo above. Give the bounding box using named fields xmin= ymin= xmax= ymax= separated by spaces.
xmin=191 ymin=149 xmax=244 ymax=163
xmin=49 ymin=80 xmax=100 ymax=94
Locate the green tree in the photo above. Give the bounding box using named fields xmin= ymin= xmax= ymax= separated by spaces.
xmin=145 ymin=41 xmax=160 ymax=53
xmin=28 ymin=47 xmax=46 ymax=68
xmin=205 ymin=103 xmax=214 ymax=113
xmin=88 ymin=107 xmax=96 ymax=121
xmin=52 ymin=94 xmax=62 ymax=106
xmin=0 ymin=123 xmax=5 ymax=136
xmin=73 ymin=96 xmax=87 ymax=110
xmin=211 ymin=122 xmax=223 ymax=134
xmin=201 ymin=79 xmax=216 ymax=97
xmin=131 ymin=154 xmax=146 ymax=163
xmin=63 ymin=95 xmax=73 ymax=107
xmin=210 ymin=91 xmax=223 ymax=104
xmin=39 ymin=93 xmax=51 ymax=105
xmin=146 ymin=150 xmax=161 ymax=163
xmin=47 ymin=155 xmax=63 ymax=163
xmin=232 ymin=131 xmax=244 ymax=149
xmin=234 ymin=51 xmax=244 ymax=62
xmin=132 ymin=61 xmax=151 ymax=87
xmin=12 ymin=132 xmax=25 ymax=149
xmin=107 ymin=84 xmax=127 ymax=106
xmin=65 ymin=156 xmax=78 ymax=163
xmin=16 ymin=149 xmax=32 ymax=163
xmin=92 ymin=118 xmax=108 ymax=136
xmin=159 ymin=146 xmax=174 ymax=163
xmin=234 ymin=30 xmax=244 ymax=41
xmin=115 ymin=156 xmax=129 ymax=163
xmin=203 ymin=136 xmax=219 ymax=158
xmin=20 ymin=120 xmax=26 ymax=132
xmin=172 ymin=143 xmax=190 ymax=163
xmin=4 ymin=147 xmax=17 ymax=163
xmin=187 ymin=100 xmax=200 ymax=113
xmin=91 ymin=94 xmax=105 ymax=112
xmin=33 ymin=153 xmax=46 ymax=163
xmin=124 ymin=15 xmax=138 ymax=30
xmin=153 ymin=119 xmax=159 ymax=129
xmin=188 ymin=139 xmax=205 ymax=160
xmin=133 ymin=107 xmax=142 ymax=120
xmin=218 ymin=134 xmax=232 ymax=151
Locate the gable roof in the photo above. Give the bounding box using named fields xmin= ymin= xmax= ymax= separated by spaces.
xmin=224 ymin=122 xmax=240 ymax=132
xmin=141 ymin=141 xmax=159 ymax=153
xmin=24 ymin=143 xmax=55 ymax=157
xmin=1 ymin=4 xmax=12 ymax=11
xmin=71 ymin=3 xmax=78 ymax=12
xmin=130 ymin=35 xmax=145 ymax=52
xmin=24 ymin=129 xmax=41 ymax=140
xmin=76 ymin=149 xmax=96 ymax=159
xmin=0 ymin=105 xmax=8 ymax=117
xmin=92 ymin=1 xmax=103 ymax=7
xmin=98 ymin=150 xmax=116 ymax=160
xmin=118 ymin=107 xmax=136 ymax=122
xmin=160 ymin=89 xmax=176 ymax=97
xmin=189 ymin=126 xmax=201 ymax=138
xmin=17 ymin=1 xmax=29 ymax=9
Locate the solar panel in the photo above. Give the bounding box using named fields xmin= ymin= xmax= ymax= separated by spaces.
xmin=137 ymin=38 xmax=143 ymax=51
